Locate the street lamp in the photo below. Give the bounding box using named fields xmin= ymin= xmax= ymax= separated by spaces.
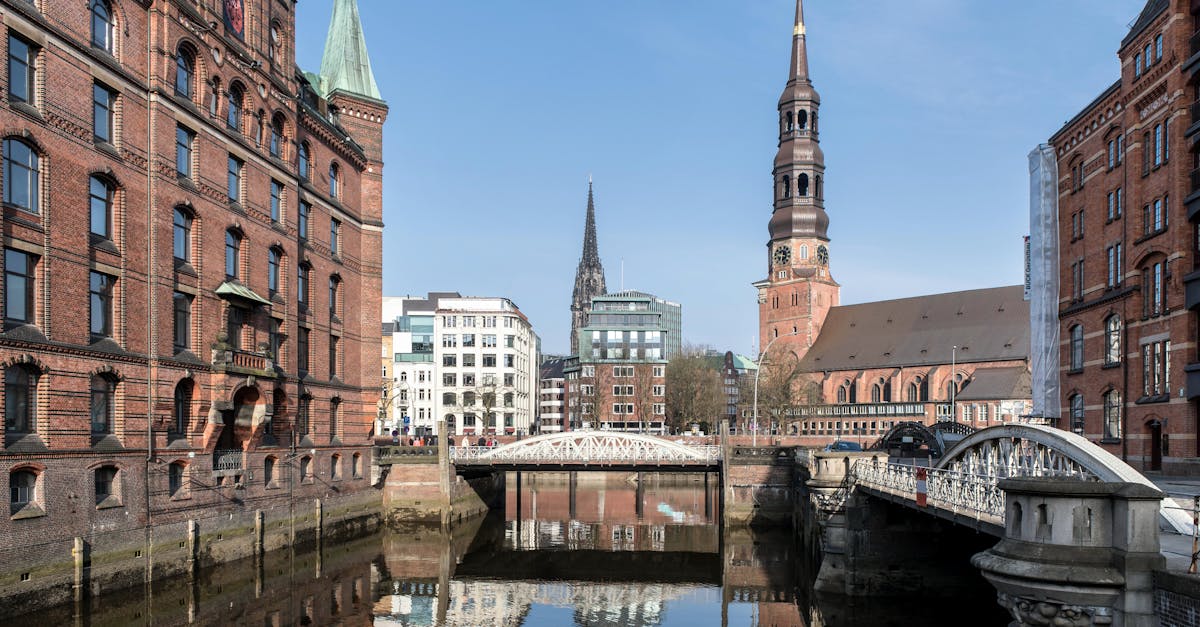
xmin=752 ymin=330 xmax=799 ymax=447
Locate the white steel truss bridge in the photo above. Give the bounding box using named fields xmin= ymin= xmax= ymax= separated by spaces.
xmin=822 ymin=424 xmax=1194 ymax=536
xmin=450 ymin=431 xmax=722 ymax=472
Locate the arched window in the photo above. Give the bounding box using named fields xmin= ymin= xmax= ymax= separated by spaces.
xmin=1103 ymin=390 xmax=1121 ymax=440
xmin=443 ymin=392 xmax=456 ymax=405
xmin=785 ymin=111 xmax=794 ymax=132
xmin=172 ymin=379 xmax=192 ymax=438
xmin=781 ymin=175 xmax=791 ymax=199
xmin=330 ymin=454 xmax=341 ymax=480
xmin=351 ymin=452 xmax=362 ymax=478
xmin=907 ymin=381 xmax=919 ymax=402
xmin=225 ymin=230 xmax=241 ymax=279
xmin=947 ymin=374 xmax=963 ymax=400
xmin=9 ymin=468 xmax=36 ymax=512
xmin=797 ymin=109 xmax=808 ymax=130
xmin=168 ymin=461 xmax=186 ymax=497
xmin=871 ymin=383 xmax=881 ymax=403
xmin=504 ymin=392 xmax=514 ymax=407
xmin=1069 ymin=393 xmax=1084 ymax=433
xmin=1104 ymin=315 xmax=1121 ymax=365
xmin=797 ymin=173 xmax=809 ymax=197
xmin=463 ymin=391 xmax=476 ymax=406
xmin=89 ymin=175 xmax=114 ymax=240
xmin=268 ymin=247 xmax=282 ymax=296
xmin=329 ymin=162 xmax=339 ymax=198
xmin=227 ymin=82 xmax=244 ymax=131
xmin=173 ymin=207 xmax=192 ymax=262
xmin=269 ymin=22 xmax=283 ymax=65
xmin=4 ymin=138 xmax=40 ymax=213
xmin=1069 ymin=324 xmax=1084 ymax=370
xmin=270 ymin=114 xmax=286 ymax=158
xmin=299 ymin=456 xmax=312 ymax=481
xmin=90 ymin=0 xmax=114 ymax=53
xmin=4 ymin=364 xmax=37 ymax=434
xmin=298 ymin=142 xmax=311 ymax=179
xmin=175 ymin=45 xmax=195 ymax=99
xmin=815 ymin=175 xmax=822 ymax=200
xmin=90 ymin=374 xmax=115 ymax=434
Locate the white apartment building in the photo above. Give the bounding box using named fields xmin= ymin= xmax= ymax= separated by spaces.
xmin=383 ymin=293 xmax=540 ymax=437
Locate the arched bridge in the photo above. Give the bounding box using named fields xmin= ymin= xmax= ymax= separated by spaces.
xmin=829 ymin=423 xmax=1193 ymax=536
xmin=868 ymin=420 xmax=977 ymax=457
xmin=450 ymin=431 xmax=722 ymax=472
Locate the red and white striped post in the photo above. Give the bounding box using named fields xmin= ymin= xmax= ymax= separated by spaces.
xmin=915 ymin=467 xmax=928 ymax=508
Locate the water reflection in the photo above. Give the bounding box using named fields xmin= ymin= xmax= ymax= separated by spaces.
xmin=14 ymin=471 xmax=1008 ymax=626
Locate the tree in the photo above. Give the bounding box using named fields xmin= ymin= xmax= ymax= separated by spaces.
xmin=752 ymin=351 xmax=805 ymax=435
xmin=665 ymin=350 xmax=724 ymax=434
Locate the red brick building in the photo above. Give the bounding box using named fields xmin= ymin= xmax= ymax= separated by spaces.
xmin=0 ymin=0 xmax=385 ymax=588
xmin=1048 ymin=0 xmax=1199 ymax=473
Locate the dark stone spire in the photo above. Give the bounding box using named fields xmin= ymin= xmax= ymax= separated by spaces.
xmin=769 ymin=0 xmax=829 ymax=243
xmin=570 ymin=178 xmax=607 ymax=354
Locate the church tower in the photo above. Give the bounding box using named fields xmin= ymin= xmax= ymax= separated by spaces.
xmin=570 ymin=179 xmax=607 ymax=354
xmin=755 ymin=0 xmax=839 ymax=359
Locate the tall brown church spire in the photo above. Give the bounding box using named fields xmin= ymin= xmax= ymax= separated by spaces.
xmin=570 ymin=178 xmax=607 ymax=354
xmin=756 ymin=0 xmax=839 ymax=360
xmin=789 ymin=0 xmax=809 ymax=82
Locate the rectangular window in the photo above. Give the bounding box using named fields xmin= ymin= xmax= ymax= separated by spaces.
xmin=1145 ymin=43 xmax=1152 ymax=68
xmin=504 ymin=373 xmax=514 ymax=386
xmin=482 ymin=354 xmax=496 ymax=367
xmin=89 ymin=176 xmax=112 ymax=239
xmin=1143 ymin=132 xmax=1151 ymax=175
xmin=329 ymin=334 xmax=338 ymax=378
xmin=653 ymin=366 xmax=664 ymax=377
xmin=1116 ymin=135 xmax=1124 ymax=163
xmin=443 ymin=372 xmax=456 ymax=386
xmin=1107 ymin=192 xmax=1114 ymax=221
xmin=330 ymin=219 xmax=340 ymax=255
xmin=4 ymin=248 xmax=34 ymax=325
xmin=93 ymin=82 xmax=114 ymax=144
xmin=442 ymin=334 xmax=457 ymax=348
xmin=652 ymin=385 xmax=664 ymax=396
xmin=175 ymin=126 xmax=193 ymax=177
xmin=443 ymin=354 xmax=457 ymax=367
xmin=1164 ymin=117 xmax=1170 ymax=162
xmin=504 ymin=335 xmax=515 ymax=348
xmin=443 ymin=315 xmax=457 ymax=328
xmin=1142 ymin=340 xmax=1171 ymax=397
xmin=297 ymin=327 xmax=310 ymax=373
xmin=1107 ymin=245 xmax=1116 ymax=288
xmin=462 ymin=354 xmax=475 ymax=367
xmin=226 ymin=306 xmax=245 ymax=350
xmin=89 ymin=271 xmax=113 ymax=338
xmin=1154 ymin=124 xmax=1163 ymax=166
xmin=7 ymin=34 xmax=33 ymax=104
xmin=1154 ymin=198 xmax=1164 ymax=231
xmin=482 ymin=334 xmax=497 ymax=348
xmin=173 ymin=291 xmax=191 ymax=351
xmin=504 ymin=354 xmax=514 ymax=368
xmin=1107 ymin=140 xmax=1114 ymax=169
xmin=270 ymin=180 xmax=282 ymax=222
xmin=462 ymin=333 xmax=475 ymax=347
xmin=298 ymin=201 xmax=310 ymax=239
xmin=1115 ymin=187 xmax=1122 ymax=217
xmin=1135 ymin=52 xmax=1142 ymax=77
xmin=227 ymin=155 xmax=242 ymax=203
xmin=269 ymin=318 xmax=283 ymax=361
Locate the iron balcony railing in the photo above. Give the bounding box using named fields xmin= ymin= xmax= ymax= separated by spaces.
xmin=213 ymin=449 xmax=244 ymax=472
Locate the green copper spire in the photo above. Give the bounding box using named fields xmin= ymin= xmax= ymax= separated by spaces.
xmin=319 ymin=0 xmax=382 ymax=101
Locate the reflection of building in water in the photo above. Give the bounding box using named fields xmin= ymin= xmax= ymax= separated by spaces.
xmin=504 ymin=519 xmax=715 ymax=553
xmin=375 ymin=579 xmax=704 ymax=627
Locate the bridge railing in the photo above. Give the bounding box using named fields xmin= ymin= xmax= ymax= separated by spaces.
xmin=851 ymin=460 xmax=1006 ymax=525
xmin=450 ymin=444 xmax=723 ymax=465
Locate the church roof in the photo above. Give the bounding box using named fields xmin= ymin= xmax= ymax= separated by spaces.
xmin=956 ymin=367 xmax=1031 ymax=402
xmin=798 ymin=285 xmax=1029 ymax=372
xmin=319 ymin=0 xmax=382 ymax=101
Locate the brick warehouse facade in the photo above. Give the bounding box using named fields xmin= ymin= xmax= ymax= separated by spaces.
xmin=1049 ymin=0 xmax=1200 ymax=474
xmin=0 ymin=0 xmax=385 ymax=610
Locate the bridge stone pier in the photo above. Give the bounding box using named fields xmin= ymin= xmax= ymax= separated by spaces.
xmin=972 ymin=478 xmax=1165 ymax=627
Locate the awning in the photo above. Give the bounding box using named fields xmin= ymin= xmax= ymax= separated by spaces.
xmin=215 ymin=281 xmax=272 ymax=307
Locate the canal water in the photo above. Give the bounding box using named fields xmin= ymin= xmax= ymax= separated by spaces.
xmin=14 ymin=472 xmax=1010 ymax=626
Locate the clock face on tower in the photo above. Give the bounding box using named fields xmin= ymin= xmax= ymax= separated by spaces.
xmin=816 ymin=245 xmax=829 ymax=265
xmin=773 ymin=245 xmax=791 ymax=266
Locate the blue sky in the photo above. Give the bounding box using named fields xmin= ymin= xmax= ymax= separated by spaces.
xmin=295 ymin=1 xmax=1143 ymax=357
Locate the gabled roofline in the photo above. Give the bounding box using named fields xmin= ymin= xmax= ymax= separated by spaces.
xmin=1049 ymin=80 xmax=1121 ymax=144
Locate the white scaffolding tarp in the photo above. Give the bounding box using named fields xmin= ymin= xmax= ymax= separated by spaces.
xmin=1029 ymin=144 xmax=1060 ymax=421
